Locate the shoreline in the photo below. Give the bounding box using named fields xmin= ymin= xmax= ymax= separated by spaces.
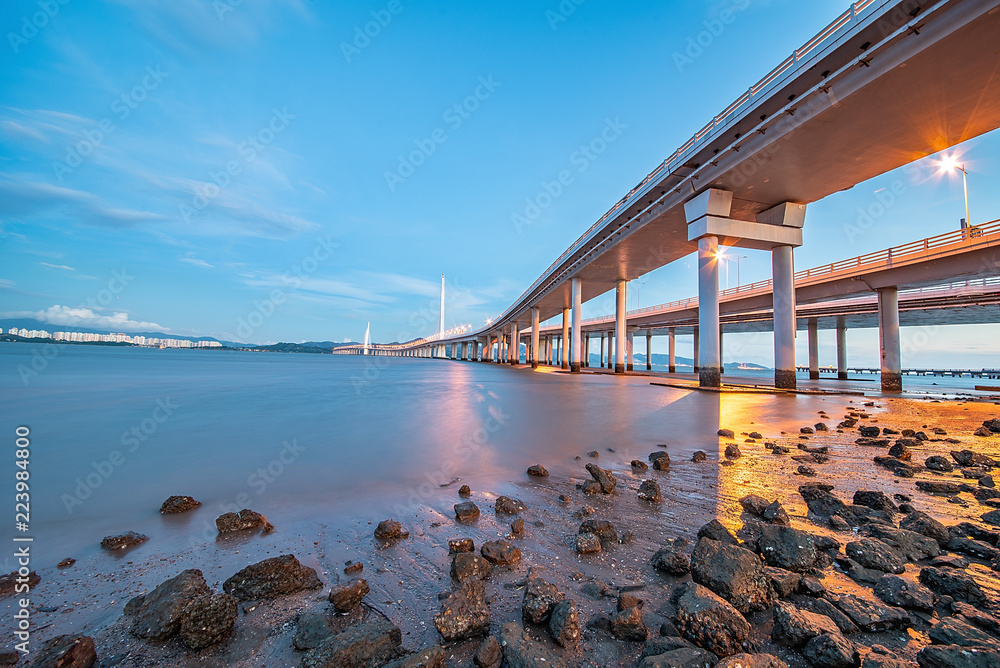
xmin=5 ymin=389 xmax=1000 ymax=666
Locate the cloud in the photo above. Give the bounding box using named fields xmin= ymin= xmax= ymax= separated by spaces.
xmin=39 ymin=262 xmax=76 ymax=271
xmin=2 ymin=120 xmax=48 ymax=143
xmin=0 ymin=178 xmax=169 ymax=227
xmin=2 ymin=305 xmax=168 ymax=332
xmin=180 ymin=257 xmax=215 ymax=269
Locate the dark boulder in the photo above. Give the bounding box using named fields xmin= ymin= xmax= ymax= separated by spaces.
xmin=697 ymin=519 xmax=738 ymax=545
xmin=434 ymin=579 xmax=490 ymax=642
xmin=329 ymin=578 xmax=369 ymax=613
xmin=740 ymin=495 xmax=770 ymax=517
xmin=548 ymin=599 xmax=580 ymax=647
xmin=31 ymin=635 xmax=97 ymax=668
xmin=451 ymin=552 xmax=491 ymax=583
xmin=873 ymin=575 xmax=935 ymax=611
xmin=860 ymin=524 xmax=940 ymax=561
xmin=845 ymin=538 xmax=905 ymax=574
xmin=649 ymin=452 xmax=671 ymax=470
xmin=454 ymin=502 xmax=480 ymax=522
xmin=130 ymin=569 xmax=211 ymax=640
xmin=374 ymin=519 xmax=408 ymax=540
xmin=916 ymin=645 xmax=1000 ymax=668
xmin=673 ymin=582 xmax=751 ymax=658
xmin=216 ymin=508 xmax=273 ymax=534
xmin=925 ymin=456 xmax=954 ymax=472
xmin=521 ymin=577 xmax=565 ymax=625
xmin=294 ymin=612 xmax=336 ymax=651
xmin=495 ymin=496 xmax=527 ymax=515
xmin=919 ymin=567 xmax=989 ymax=607
xmin=833 ymin=593 xmax=910 ymax=632
xmin=900 ymin=512 xmax=950 ymax=545
xmin=652 ymin=539 xmax=691 ymax=576
xmin=179 ymin=593 xmax=237 ymax=651
xmin=927 ymin=616 xmax=1000 ymax=650
xmin=771 ymin=601 xmax=840 ymax=648
xmin=100 ymin=531 xmax=148 ymax=551
xmin=585 ymin=463 xmax=617 ymax=493
xmin=449 ymin=538 xmax=474 ymax=554
xmin=690 ymin=537 xmax=772 ymax=614
xmin=301 ymin=619 xmax=403 ymax=668
xmin=579 ymin=519 xmax=618 ymax=548
xmin=481 ymin=539 xmax=521 ymax=566
xmin=160 ymin=495 xmax=201 ymax=514
xmin=222 ymin=554 xmax=322 ymax=601
xmin=639 ymin=479 xmax=663 ymax=502
xmin=526 ymin=464 xmax=549 ymax=477
xmin=802 ymin=633 xmax=860 ymax=668
xmin=474 ymin=636 xmax=502 ymax=668
xmin=497 ymin=621 xmax=569 ymax=668
xmin=610 ymin=604 xmax=649 ymax=641
xmin=853 ymin=491 xmax=897 ymax=516
xmin=381 ymin=647 xmax=446 ymax=668
xmin=758 ymin=525 xmax=818 ymax=572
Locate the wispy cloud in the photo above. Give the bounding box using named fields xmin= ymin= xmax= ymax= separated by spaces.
xmin=0 ymin=178 xmax=169 ymax=228
xmin=2 ymin=305 xmax=168 ymax=332
xmin=180 ymin=257 xmax=215 ymax=268
xmin=39 ymin=262 xmax=76 ymax=271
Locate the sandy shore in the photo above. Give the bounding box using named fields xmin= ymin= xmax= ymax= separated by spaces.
xmin=5 ymin=388 xmax=1000 ymax=667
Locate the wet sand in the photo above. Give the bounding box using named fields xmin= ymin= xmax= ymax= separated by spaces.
xmin=5 ymin=370 xmax=1000 ymax=666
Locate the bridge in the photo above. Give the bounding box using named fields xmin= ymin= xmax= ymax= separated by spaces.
xmin=337 ymin=0 xmax=1000 ymax=393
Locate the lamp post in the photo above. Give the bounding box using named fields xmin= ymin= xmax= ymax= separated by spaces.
xmin=733 ymin=254 xmax=747 ymax=287
xmin=941 ymin=156 xmax=971 ymax=228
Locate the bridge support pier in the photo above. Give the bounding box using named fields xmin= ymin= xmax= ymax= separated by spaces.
xmin=510 ymin=323 xmax=519 ymax=365
xmin=461 ymin=341 xmax=467 ymax=361
xmin=808 ymin=318 xmax=819 ymax=380
xmin=571 ymin=278 xmax=582 ymax=372
xmin=615 ymin=280 xmax=627 ymax=373
xmin=531 ymin=308 xmax=540 ymax=369
xmin=878 ymin=287 xmax=903 ymax=392
xmin=668 ymin=327 xmax=676 ymax=373
xmin=599 ymin=333 xmax=605 ymax=368
xmin=693 ymin=327 xmax=700 ymax=374
xmin=584 ymin=334 xmax=590 ymax=367
xmin=646 ymin=332 xmax=652 ymax=370
xmin=561 ymin=308 xmax=570 ymax=370
xmin=607 ymin=331 xmax=613 ymax=369
xmin=627 ymin=329 xmax=635 ymax=372
xmin=836 ymin=317 xmax=848 ymax=380
xmin=696 ymin=235 xmax=722 ymax=387
xmin=773 ymin=245 xmax=797 ymax=389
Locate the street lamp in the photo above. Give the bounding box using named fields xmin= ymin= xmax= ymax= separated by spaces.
xmin=733 ymin=254 xmax=747 ymax=287
xmin=940 ymin=155 xmax=971 ymax=228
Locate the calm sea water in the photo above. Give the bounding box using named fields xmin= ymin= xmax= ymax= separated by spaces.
xmin=0 ymin=342 xmax=992 ymax=568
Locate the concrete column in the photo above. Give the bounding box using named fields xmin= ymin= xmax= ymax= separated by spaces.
xmin=719 ymin=327 xmax=724 ymax=376
xmin=461 ymin=341 xmax=468 ymax=361
xmin=451 ymin=343 xmax=457 ymax=360
xmin=530 ymin=308 xmax=540 ymax=368
xmin=599 ymin=333 xmax=605 ymax=368
xmin=510 ymin=323 xmax=519 ymax=365
xmin=693 ymin=327 xmax=700 ymax=373
xmin=607 ymin=331 xmax=614 ymax=369
xmin=570 ymin=278 xmax=582 ymax=372
xmin=808 ymin=318 xmax=819 ymax=380
xmin=645 ymin=333 xmax=652 ymax=370
xmin=668 ymin=327 xmax=676 ymax=373
xmin=878 ymin=287 xmax=902 ymax=392
xmin=561 ymin=308 xmax=570 ymax=370
xmin=772 ymin=244 xmax=797 ymax=389
xmin=615 ymin=280 xmax=627 ymax=374
xmin=836 ymin=317 xmax=848 ymax=380
xmin=697 ymin=236 xmax=721 ymax=387
xmin=626 ymin=330 xmax=635 ymax=372
xmin=584 ymin=334 xmax=590 ymax=367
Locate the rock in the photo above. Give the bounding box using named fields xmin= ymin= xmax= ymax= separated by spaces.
xmin=982 ymin=509 xmax=1000 ymax=526
xmin=222 ymin=554 xmax=322 ymax=601
xmin=586 ymin=463 xmax=617 ymax=493
xmin=718 ymin=429 xmax=735 ymax=438
xmin=697 ymin=519 xmax=738 ymax=545
xmin=216 ymin=509 xmax=273 ymax=534
xmin=931 ymin=555 xmax=969 ymax=569
xmin=860 ymin=426 xmax=882 ymax=437
xmin=916 ymin=645 xmax=1000 ymax=668
xmin=576 ymin=533 xmax=601 ymax=554
xmin=179 ymin=593 xmax=237 ymax=651
xmin=766 ymin=567 xmax=801 ymax=598
xmin=610 ymin=604 xmax=649 ymax=641
xmin=763 ymin=500 xmax=790 ymax=525
xmin=860 ymin=524 xmax=941 ymax=561
xmin=984 ymin=419 xmax=1000 ymax=433
xmin=650 ymin=452 xmax=671 ymax=470
xmin=511 ymin=518 xmax=525 ymax=535
xmin=526 ymin=464 xmax=548 ymax=477
xmin=888 ymin=443 xmax=912 ymax=460
xmin=434 ymin=578 xmax=490 ymax=642
xmin=579 ymin=519 xmax=618 ymax=547
xmin=581 ymin=480 xmax=603 ymax=495
xmin=846 ymin=538 xmax=905 ymax=574
xmin=454 ymin=502 xmax=480 ymax=522
xmin=522 ymin=578 xmax=565 ymax=625
xmin=548 ymin=599 xmax=580 ymax=646
xmin=639 ymin=479 xmax=663 ymax=502
xmin=925 ymin=456 xmax=955 ymax=472
xmin=330 ymin=579 xmax=369 ymax=613
xmin=673 ymin=582 xmax=750 ymax=658
xmin=874 ymin=575 xmax=935 ymax=610
xmin=975 ymin=427 xmax=993 ymax=437
xmin=301 ymin=619 xmax=403 ymax=668
xmin=160 ymin=495 xmax=201 ymax=514
xmin=833 ymin=593 xmax=910 ymax=632
xmin=640 ymin=647 xmax=720 ymax=668
xmin=294 ymin=612 xmax=336 ymax=651
xmin=449 ymin=538 xmax=474 ymax=554
xmin=800 ymin=576 xmax=826 ymax=597
xmin=798 ymin=465 xmax=818 ymax=476
xmin=740 ymin=495 xmax=770 ymax=516
xmin=459 ymin=484 xmax=471 ymax=496
xmin=831 ymin=516 xmax=852 ymax=532
xmin=652 ymin=539 xmax=691 ymax=575
xmin=57 ymin=558 xmax=75 ymax=569
xmin=953 ymin=601 xmax=1000 ymax=637
xmin=481 ymin=539 xmax=521 ymax=566
xmin=497 ymin=621 xmax=568 ymax=668
xmin=928 ymin=616 xmax=1000 ymax=649
xmin=801 ymin=427 xmax=815 ymax=434
xmin=802 ymin=633 xmax=860 ymax=668
xmin=0 ymin=570 xmax=39 ymax=597
xmin=618 ymin=592 xmax=644 ymax=611
xmin=692 ymin=451 xmax=708 ymax=463
xmin=587 ymin=450 xmax=599 ymax=458
xmin=919 ymin=567 xmax=988 ymax=606
xmin=130 ymin=569 xmax=211 ymax=640
xmin=980 ymin=475 xmax=995 ymax=488
xmin=100 ymin=531 xmax=148 ymax=551
xmin=758 ymin=525 xmax=818 ymax=572
xmin=30 ymin=635 xmax=97 ymax=668
xmin=380 ymin=646 xmax=446 ymax=668
xmin=474 ymin=636 xmax=502 ymax=668
xmin=495 ymin=496 xmax=526 ymax=515
xmin=816 ymin=422 xmax=829 ymax=432
xmin=900 ymin=512 xmax=950 ymax=545
xmin=916 ymin=481 xmax=964 ymax=495
xmin=632 ymin=459 xmax=650 ymax=470
xmin=771 ymin=601 xmax=841 ymax=648
xmin=799 ymin=483 xmax=847 ymax=516
xmin=717 ymin=655 xmax=788 ymax=668
xmin=374 ymin=519 xmax=408 ymax=539
xmin=947 ymin=537 xmax=1000 ymax=561
xmin=725 ymin=444 xmax=742 ymax=459
xmin=344 ymin=561 xmax=363 ymax=575
xmin=690 ymin=537 xmax=772 ymax=614
xmin=853 ymin=491 xmax=898 ymax=516
xmin=952 ymin=450 xmax=997 ymax=468
xmin=451 ymin=552 xmax=491 ymax=583
xmin=804 ymin=599 xmax=860 ymax=635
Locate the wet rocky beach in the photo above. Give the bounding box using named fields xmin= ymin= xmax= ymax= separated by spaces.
xmin=6 ymin=387 xmax=1000 ymax=668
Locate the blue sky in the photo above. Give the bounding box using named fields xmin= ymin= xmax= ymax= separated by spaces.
xmin=1 ymin=0 xmax=998 ymax=366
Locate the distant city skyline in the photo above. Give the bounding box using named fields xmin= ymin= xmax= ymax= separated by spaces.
xmin=2 ymin=0 xmax=998 ymax=368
